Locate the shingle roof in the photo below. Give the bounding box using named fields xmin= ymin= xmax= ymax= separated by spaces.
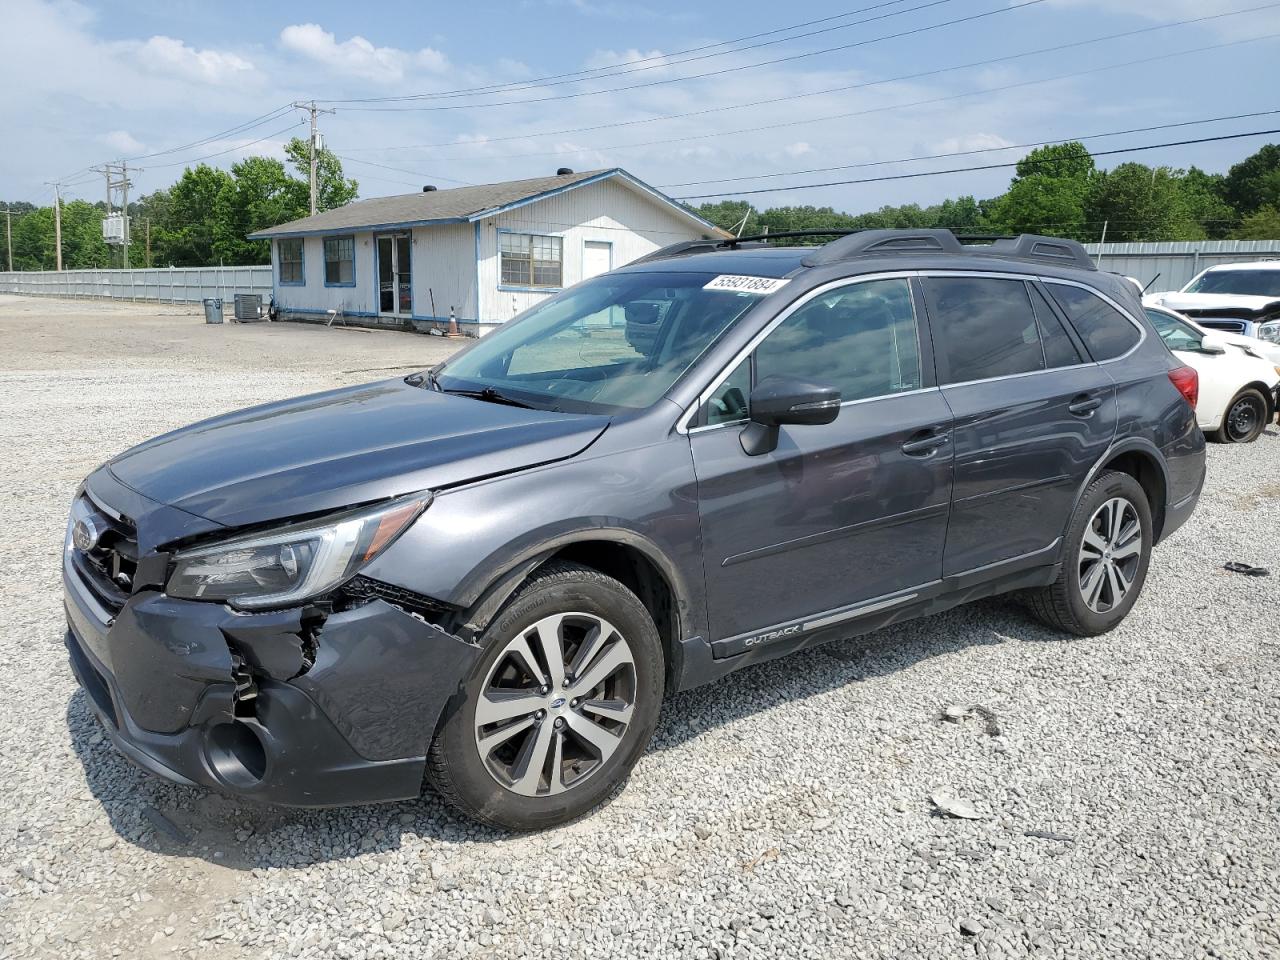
xmin=248 ymin=167 xmax=723 ymax=239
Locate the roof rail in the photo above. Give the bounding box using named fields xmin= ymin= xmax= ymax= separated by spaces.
xmin=801 ymin=229 xmax=965 ymax=267
xmin=633 ymin=228 xmax=1098 ymax=271
xmin=983 ymin=235 xmax=1096 ymax=271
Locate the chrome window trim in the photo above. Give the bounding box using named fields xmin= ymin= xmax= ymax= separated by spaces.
xmin=675 ymin=270 xmax=920 ymax=435
xmin=674 ymin=268 xmax=1149 ymax=435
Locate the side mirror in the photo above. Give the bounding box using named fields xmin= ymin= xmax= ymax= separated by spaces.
xmin=1199 ymin=333 xmax=1227 ymax=355
xmin=740 ymin=377 xmax=841 ymax=456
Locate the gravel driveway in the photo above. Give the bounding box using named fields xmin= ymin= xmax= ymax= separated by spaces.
xmin=1 ymin=296 xmax=1277 ymax=960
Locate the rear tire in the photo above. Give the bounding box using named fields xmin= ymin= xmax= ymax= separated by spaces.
xmin=1025 ymin=470 xmax=1152 ymax=637
xmin=1212 ymin=387 xmax=1268 ymax=443
xmin=426 ymin=561 xmax=664 ymax=831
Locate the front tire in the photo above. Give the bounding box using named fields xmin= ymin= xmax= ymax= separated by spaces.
xmin=426 ymin=561 xmax=664 ymax=830
xmin=1025 ymin=470 xmax=1152 ymax=636
xmin=1213 ymin=387 xmax=1268 ymax=443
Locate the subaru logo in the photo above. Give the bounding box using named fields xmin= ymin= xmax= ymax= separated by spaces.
xmin=550 ymin=697 xmax=567 ymax=709
xmin=72 ymin=515 xmax=102 ymax=552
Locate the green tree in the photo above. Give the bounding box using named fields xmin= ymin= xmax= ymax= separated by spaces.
xmin=162 ymin=165 xmax=233 ymax=265
xmin=1222 ymin=143 xmax=1280 ymax=216
xmin=283 ymin=137 xmax=359 ymax=212
xmin=212 ymin=156 xmax=302 ymax=264
xmin=1234 ymin=206 xmax=1280 ymax=239
xmin=693 ymin=200 xmax=756 ymax=233
xmin=1178 ymin=167 xmax=1237 ymax=240
xmin=1084 ymin=163 xmax=1202 ymax=242
xmin=988 ymin=142 xmax=1096 ymax=240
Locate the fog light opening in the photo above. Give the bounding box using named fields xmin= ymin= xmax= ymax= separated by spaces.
xmin=205 ymin=722 xmax=267 ymax=787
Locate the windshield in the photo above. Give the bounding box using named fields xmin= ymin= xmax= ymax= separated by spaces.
xmin=1184 ymin=268 xmax=1280 ymax=298
xmin=1145 ymin=308 xmax=1204 ymax=352
xmin=434 ymin=271 xmax=771 ymax=413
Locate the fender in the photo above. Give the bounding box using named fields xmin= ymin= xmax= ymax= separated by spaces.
xmin=449 ymin=521 xmax=696 ymax=639
xmin=1066 ymin=436 xmax=1171 ymax=546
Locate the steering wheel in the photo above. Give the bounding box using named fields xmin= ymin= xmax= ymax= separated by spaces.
xmin=710 ymin=387 xmax=747 ymax=421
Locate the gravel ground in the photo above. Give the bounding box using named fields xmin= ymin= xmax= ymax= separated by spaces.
xmin=1 ymin=295 xmax=1277 ymax=960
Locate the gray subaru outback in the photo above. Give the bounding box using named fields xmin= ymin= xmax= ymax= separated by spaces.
xmin=64 ymin=230 xmax=1206 ymax=830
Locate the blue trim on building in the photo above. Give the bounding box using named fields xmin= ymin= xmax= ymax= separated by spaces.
xmin=497 ymin=284 xmax=562 ymax=294
xmin=276 ymin=238 xmax=305 ymax=287
xmin=322 ymin=235 xmax=357 ymax=288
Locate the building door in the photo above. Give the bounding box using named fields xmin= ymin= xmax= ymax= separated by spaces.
xmin=583 ymin=240 xmax=612 ymax=279
xmin=377 ymin=234 xmax=412 ymax=316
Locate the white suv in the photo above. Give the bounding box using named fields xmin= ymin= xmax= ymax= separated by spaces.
xmin=1149 ymin=262 xmax=1280 ymax=364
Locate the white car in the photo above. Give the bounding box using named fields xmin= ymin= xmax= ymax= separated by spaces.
xmin=1144 ymin=304 xmax=1279 ymax=443
xmin=1146 ymin=262 xmax=1280 ymax=365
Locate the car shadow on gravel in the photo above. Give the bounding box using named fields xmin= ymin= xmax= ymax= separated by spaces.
xmin=68 ymin=595 xmax=1061 ymax=865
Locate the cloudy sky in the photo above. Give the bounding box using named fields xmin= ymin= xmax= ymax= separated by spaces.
xmin=3 ymin=0 xmax=1279 ymax=222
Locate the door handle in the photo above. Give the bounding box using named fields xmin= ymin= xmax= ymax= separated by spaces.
xmin=901 ymin=431 xmax=951 ymax=456
xmin=1068 ymin=394 xmax=1103 ymax=416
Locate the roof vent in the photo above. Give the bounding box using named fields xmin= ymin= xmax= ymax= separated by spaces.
xmin=556 ymin=167 xmax=574 ymax=176
xmin=422 ymin=185 xmax=438 ymax=192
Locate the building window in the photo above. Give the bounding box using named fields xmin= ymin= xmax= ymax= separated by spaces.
xmin=324 ymin=236 xmax=355 ymax=286
xmin=500 ymin=232 xmax=562 ymax=288
xmin=278 ymin=239 xmax=304 ymax=285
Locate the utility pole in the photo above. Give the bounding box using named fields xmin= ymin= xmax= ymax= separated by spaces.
xmin=52 ymin=183 xmax=62 ymax=271
xmin=293 ymin=101 xmax=335 ymax=216
xmin=4 ymin=204 xmax=11 ymax=272
xmin=145 ymin=218 xmax=151 ymax=268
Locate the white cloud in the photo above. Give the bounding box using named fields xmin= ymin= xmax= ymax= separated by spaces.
xmin=931 ymin=133 xmax=1015 ymax=154
xmin=99 ymin=130 xmax=145 ymax=154
xmin=136 ymin=36 xmax=255 ymax=85
xmin=279 ymin=24 xmax=448 ymax=81
xmin=583 ymin=48 xmax=668 ymax=71
xmin=784 ymin=142 xmax=813 ymax=159
xmin=1043 ymin=0 xmax=1280 ymax=36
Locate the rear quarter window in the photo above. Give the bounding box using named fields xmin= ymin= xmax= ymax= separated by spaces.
xmin=1048 ymin=283 xmax=1141 ymax=361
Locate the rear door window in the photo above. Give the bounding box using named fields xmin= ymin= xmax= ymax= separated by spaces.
xmin=1047 ymin=283 xmax=1141 ymax=361
xmin=1029 ymin=284 xmax=1084 ymax=368
xmin=924 ymin=277 xmax=1044 ymax=384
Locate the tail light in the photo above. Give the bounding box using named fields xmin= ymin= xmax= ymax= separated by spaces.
xmin=1168 ymin=365 xmax=1199 ymax=409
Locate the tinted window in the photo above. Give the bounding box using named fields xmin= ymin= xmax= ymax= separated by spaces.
xmin=754 ymin=278 xmax=922 ymax=402
xmin=926 ymin=277 xmax=1043 ymax=384
xmin=1029 ymin=284 xmax=1083 ymax=368
xmin=1185 ymin=268 xmax=1280 ymax=298
xmin=1049 ymin=284 xmax=1140 ymax=361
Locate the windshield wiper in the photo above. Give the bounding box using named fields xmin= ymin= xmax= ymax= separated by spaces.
xmin=441 ymin=385 xmax=537 ymax=409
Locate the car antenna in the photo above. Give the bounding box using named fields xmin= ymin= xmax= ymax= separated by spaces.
xmin=1141 ymin=272 xmax=1162 ymax=295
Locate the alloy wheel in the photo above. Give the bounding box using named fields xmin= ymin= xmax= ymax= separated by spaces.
xmin=1078 ymin=497 xmax=1143 ymax=614
xmin=1226 ymin=395 xmax=1263 ymax=442
xmin=473 ymin=612 xmax=637 ymax=797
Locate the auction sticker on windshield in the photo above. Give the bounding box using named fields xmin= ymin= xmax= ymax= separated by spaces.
xmin=703 ymin=275 xmax=791 ymax=294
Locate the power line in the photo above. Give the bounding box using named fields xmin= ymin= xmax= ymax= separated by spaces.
xmin=337 ymin=0 xmax=1048 ymax=112
xmin=143 ymin=120 xmax=309 ymax=170
xmin=337 ymin=4 xmax=1280 ymax=156
xmin=674 ymin=127 xmax=1280 ymax=199
xmin=335 ymin=32 xmax=1280 ymax=170
xmin=334 ymin=155 xmax=474 ymax=186
xmin=323 ymin=0 xmax=955 ymax=106
xmin=660 ymin=109 xmax=1280 ymax=188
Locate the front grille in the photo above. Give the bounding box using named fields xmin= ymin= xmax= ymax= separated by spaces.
xmin=72 ymin=496 xmax=139 ymax=614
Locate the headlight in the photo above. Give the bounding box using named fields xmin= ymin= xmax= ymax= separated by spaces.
xmin=1258 ymin=321 xmax=1280 ymax=344
xmin=167 ymin=493 xmax=429 ymax=609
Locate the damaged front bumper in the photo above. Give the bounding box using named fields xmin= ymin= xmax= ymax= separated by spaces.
xmin=64 ymin=544 xmax=479 ymax=807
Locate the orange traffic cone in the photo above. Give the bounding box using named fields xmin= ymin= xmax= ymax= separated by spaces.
xmin=447 ymin=307 xmax=463 ymax=338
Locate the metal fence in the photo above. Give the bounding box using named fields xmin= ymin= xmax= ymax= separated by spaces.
xmin=0 ymin=266 xmax=272 ymax=303
xmin=1084 ymin=240 xmax=1280 ymax=293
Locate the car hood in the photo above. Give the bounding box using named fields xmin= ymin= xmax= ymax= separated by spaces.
xmin=1213 ymin=331 xmax=1280 ymax=365
xmin=1153 ymin=292 xmax=1280 ymax=315
xmin=107 ymin=379 xmax=609 ymax=530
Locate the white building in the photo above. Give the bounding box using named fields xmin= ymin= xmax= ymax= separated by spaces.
xmin=249 ymin=167 xmax=727 ymax=332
